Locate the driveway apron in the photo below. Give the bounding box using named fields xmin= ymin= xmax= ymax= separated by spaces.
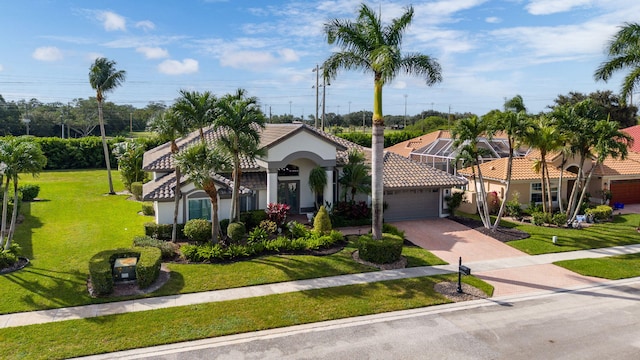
xmin=392 ymin=218 xmax=607 ymax=297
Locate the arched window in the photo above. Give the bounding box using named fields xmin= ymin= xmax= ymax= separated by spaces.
xmin=278 ymin=164 xmax=299 ymax=177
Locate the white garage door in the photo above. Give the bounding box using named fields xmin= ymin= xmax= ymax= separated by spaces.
xmin=384 ymin=188 xmax=440 ymax=222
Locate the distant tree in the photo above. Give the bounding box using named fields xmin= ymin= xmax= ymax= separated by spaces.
xmin=552 ymin=90 xmax=637 ymax=128
xmin=89 ymin=57 xmax=126 ymax=195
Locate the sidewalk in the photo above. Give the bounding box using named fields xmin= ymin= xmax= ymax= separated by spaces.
xmin=1 ymin=243 xmax=639 ymax=329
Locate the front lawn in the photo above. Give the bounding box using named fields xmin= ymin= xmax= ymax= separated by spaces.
xmin=554 ymin=253 xmax=640 ymax=279
xmin=3 ymin=170 xmax=447 ymax=314
xmin=0 ymin=274 xmax=492 ymax=360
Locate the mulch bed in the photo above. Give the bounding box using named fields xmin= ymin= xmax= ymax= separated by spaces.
xmin=448 ymin=216 xmax=530 ymax=242
xmin=0 ymin=257 xmax=30 ymax=275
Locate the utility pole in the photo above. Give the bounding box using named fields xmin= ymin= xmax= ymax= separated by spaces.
xmin=289 ymin=100 xmax=292 ymax=116
xmin=404 ymin=94 xmax=408 ymax=128
xmin=362 ymin=110 xmax=366 ymax=133
xmin=313 ymin=65 xmax=320 ymax=128
xmin=129 ymin=112 xmax=133 ymax=133
xmin=322 ymin=74 xmax=327 ymax=131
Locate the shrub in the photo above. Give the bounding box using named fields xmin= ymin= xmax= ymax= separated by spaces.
xmin=313 ymin=205 xmax=332 ymax=235
xmin=258 ymin=220 xmax=278 ymax=234
xmin=141 ymin=203 xmax=155 ymax=216
xmin=486 ymin=191 xmax=501 ymax=215
xmin=444 ymin=191 xmax=465 ymax=215
xmin=144 ymin=222 xmax=184 ymax=240
xmin=333 ymin=201 xmax=370 ymax=220
xmin=287 ymin=221 xmax=309 ymax=239
xmin=219 ymin=219 xmax=230 ymax=236
xmin=133 ymin=235 xmax=177 ymax=259
xmin=505 ymin=192 xmax=522 ymax=218
xmin=531 ymin=211 xmax=550 ymax=226
xmin=19 ymin=184 xmax=40 ymax=201
xmin=382 ymin=223 xmax=405 ymax=239
xmin=130 ymin=182 xmax=143 ymax=201
xmin=266 ymin=203 xmax=290 ymax=227
xmin=88 ymin=247 xmax=162 ymax=295
xmin=183 ymin=219 xmax=212 ymax=243
xmin=551 ymin=213 xmax=568 ymax=227
xmin=240 ymin=210 xmax=268 ymax=230
xmin=0 ymin=250 xmax=18 ymax=269
xmin=247 ymin=227 xmax=269 ymax=244
xmin=357 ymin=233 xmax=403 ymax=264
xmin=585 ymin=205 xmax=613 ymax=221
xmin=227 ymin=222 xmax=246 ymax=244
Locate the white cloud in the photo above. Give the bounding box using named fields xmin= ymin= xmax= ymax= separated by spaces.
xmin=136 ymin=46 xmax=169 ymax=59
xmin=87 ymin=52 xmax=103 ymax=62
xmin=135 ymin=20 xmax=155 ymax=31
xmin=219 ymin=48 xmax=300 ymax=70
xmin=485 ymin=16 xmax=501 ymax=24
xmin=32 ymin=46 xmax=63 ymax=61
xmin=278 ymin=48 xmax=299 ymax=62
xmin=526 ymin=0 xmax=592 ymax=15
xmin=97 ymin=11 xmax=126 ymax=31
xmin=0 ymin=64 xmax=3 ymax=71
xmin=158 ymin=59 xmax=199 ymax=75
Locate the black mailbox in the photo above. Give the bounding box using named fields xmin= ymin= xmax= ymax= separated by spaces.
xmin=459 ymin=265 xmax=471 ymax=276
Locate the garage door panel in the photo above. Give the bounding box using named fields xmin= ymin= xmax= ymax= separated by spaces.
xmin=384 ymin=188 xmax=440 ymax=222
xmin=611 ymin=180 xmax=640 ymax=205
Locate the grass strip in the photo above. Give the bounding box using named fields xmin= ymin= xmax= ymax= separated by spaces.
xmin=554 ymin=253 xmax=640 ymax=280
xmin=0 ymin=275 xmax=492 ymax=360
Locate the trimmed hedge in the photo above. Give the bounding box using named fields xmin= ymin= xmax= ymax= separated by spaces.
xmin=183 ymin=219 xmax=212 ymax=243
xmin=19 ymin=184 xmax=40 ymax=201
xmin=133 ymin=235 xmax=178 ymax=259
xmin=585 ymin=205 xmax=613 ymax=221
xmin=227 ymin=222 xmax=246 ymax=243
xmin=144 ymin=222 xmax=185 ymax=240
xmin=88 ymin=247 xmax=162 ymax=296
xmin=357 ymin=233 xmax=404 ymax=264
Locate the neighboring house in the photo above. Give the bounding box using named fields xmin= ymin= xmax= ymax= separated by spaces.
xmin=386 ymin=130 xmax=529 ymax=175
xmin=457 ymin=149 xmax=640 ymax=212
xmin=622 ymin=125 xmax=640 ymax=153
xmin=143 ymin=123 xmax=467 ymax=224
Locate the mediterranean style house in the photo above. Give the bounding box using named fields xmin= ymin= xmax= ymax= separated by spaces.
xmin=142 ymin=123 xmax=467 ymax=224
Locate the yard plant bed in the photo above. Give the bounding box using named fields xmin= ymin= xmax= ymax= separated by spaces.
xmin=448 ymin=215 xmax=530 ymax=242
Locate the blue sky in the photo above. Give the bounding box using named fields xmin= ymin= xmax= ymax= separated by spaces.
xmin=1 ymin=0 xmax=638 ymax=117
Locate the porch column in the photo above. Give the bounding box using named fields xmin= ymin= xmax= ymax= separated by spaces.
xmin=267 ymin=170 xmax=278 ymax=205
xmin=323 ymin=167 xmax=333 ymax=208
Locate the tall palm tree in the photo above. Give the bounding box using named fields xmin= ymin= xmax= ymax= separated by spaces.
xmin=452 ymin=116 xmax=492 ymax=228
xmin=308 ymin=166 xmax=328 ymax=210
xmin=173 ymin=90 xmax=217 ymax=145
xmin=175 ymin=143 xmax=231 ymax=243
xmin=339 ymin=149 xmax=371 ymax=202
xmin=89 ymin=57 xmax=126 ymax=195
xmin=147 ymin=109 xmax=190 ymax=242
xmin=0 ymin=137 xmax=47 ymax=249
xmin=214 ymin=89 xmax=266 ymax=222
xmin=594 ymin=22 xmax=640 ymax=104
xmin=323 ymin=3 xmax=442 ymax=239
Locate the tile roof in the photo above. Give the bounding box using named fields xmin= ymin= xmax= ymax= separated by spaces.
xmin=143 ymin=123 xmax=467 ymax=201
xmin=458 ymin=157 xmax=576 ymax=181
xmin=622 ymin=125 xmax=640 ymax=153
xmin=593 ymin=151 xmax=640 ymax=176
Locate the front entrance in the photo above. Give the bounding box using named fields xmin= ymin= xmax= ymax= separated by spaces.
xmin=278 ymin=180 xmax=299 ymax=214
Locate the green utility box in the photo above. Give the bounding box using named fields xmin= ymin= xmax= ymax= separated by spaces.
xmin=113 ymin=257 xmax=137 ymax=281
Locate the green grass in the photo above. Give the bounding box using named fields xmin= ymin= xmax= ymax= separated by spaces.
xmin=507 ymin=214 xmax=640 ymax=255
xmin=0 ymin=274 xmax=492 ymax=360
xmin=554 ymin=253 xmax=640 ymax=280
xmin=3 ymin=170 xmax=447 ymax=314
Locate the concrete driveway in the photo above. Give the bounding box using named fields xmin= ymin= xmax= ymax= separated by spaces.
xmin=391 ymin=218 xmax=607 ymax=297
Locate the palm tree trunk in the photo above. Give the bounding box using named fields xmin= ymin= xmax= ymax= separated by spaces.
xmin=5 ymin=178 xmax=19 ymax=249
xmin=97 ymin=100 xmax=115 ymax=195
xmin=371 ymin=79 xmax=384 ymax=240
xmin=544 ymin=161 xmax=554 ymax=212
xmin=492 ymin=146 xmax=513 ymax=232
xmin=0 ymin=177 xmax=10 ymax=248
xmin=230 ymin=157 xmax=241 ymax=222
xmin=566 ymin=156 xmax=585 ymax=219
xmin=203 ymin=179 xmax=220 ymax=244
xmin=476 ymin=164 xmax=491 ymax=228
xmin=570 ymin=162 xmax=598 ymax=223
xmin=557 ymin=154 xmax=566 ymax=213
xmin=172 ymin=166 xmax=181 ymax=243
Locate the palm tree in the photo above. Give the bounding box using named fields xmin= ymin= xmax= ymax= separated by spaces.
xmin=338 ymin=149 xmax=371 ymax=202
xmin=308 ymin=166 xmax=328 ymax=210
xmin=323 ymin=3 xmax=442 ymax=239
xmin=452 ymin=116 xmax=493 ymax=228
xmin=89 ymin=57 xmax=126 ymax=195
xmin=594 ymin=22 xmax=640 ymax=104
xmin=0 ymin=137 xmax=47 ymax=249
xmin=175 ymin=143 xmax=231 ymax=243
xmin=147 ymin=109 xmax=190 ymax=242
xmin=214 ymin=89 xmax=266 ymax=222
xmin=172 ymin=90 xmax=217 ymax=144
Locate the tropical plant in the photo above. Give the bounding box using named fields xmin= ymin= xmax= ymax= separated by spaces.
xmin=323 ymin=3 xmax=442 ymax=239
xmin=338 ymin=149 xmax=370 ymax=202
xmin=172 ymin=90 xmax=217 ymax=144
xmin=308 ymin=166 xmax=327 ymax=210
xmin=594 ymin=22 xmax=640 ymax=104
xmin=0 ymin=137 xmax=47 ymax=249
xmin=89 ymin=57 xmax=126 ymax=194
xmin=266 ymin=203 xmax=290 ymax=228
xmin=175 ymin=143 xmax=231 ymax=243
xmin=147 ymin=109 xmax=190 ymax=242
xmin=214 ymin=89 xmax=266 ymax=221
xmin=112 ymin=140 xmax=146 ymax=190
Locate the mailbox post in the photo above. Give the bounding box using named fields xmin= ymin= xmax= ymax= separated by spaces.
xmin=457 ymin=256 xmax=471 ymax=293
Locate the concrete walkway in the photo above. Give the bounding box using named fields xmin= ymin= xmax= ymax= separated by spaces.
xmin=1 ymin=243 xmax=639 ymax=329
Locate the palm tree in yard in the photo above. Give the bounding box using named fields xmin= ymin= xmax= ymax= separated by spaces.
xmin=214 ymin=89 xmax=266 ymax=222
xmin=173 ymin=90 xmax=217 ymax=144
xmin=148 ymin=110 xmax=190 ymax=242
xmin=89 ymin=57 xmax=126 ymax=195
xmin=0 ymin=137 xmax=47 ymax=250
xmin=323 ymin=3 xmax=442 ymax=239
xmin=308 ymin=166 xmax=327 ymax=210
xmin=175 ymin=143 xmax=231 ymax=243
xmin=594 ymin=22 xmax=640 ymax=104
xmin=339 ymin=149 xmax=371 ymax=202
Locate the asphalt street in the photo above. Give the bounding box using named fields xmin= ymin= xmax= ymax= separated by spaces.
xmin=80 ymin=278 xmax=640 ymax=360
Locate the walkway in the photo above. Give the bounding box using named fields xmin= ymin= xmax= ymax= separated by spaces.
xmin=1 ymin=243 xmax=639 ymax=329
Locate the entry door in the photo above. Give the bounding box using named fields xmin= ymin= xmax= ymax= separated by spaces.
xmin=278 ymin=181 xmax=299 ymax=214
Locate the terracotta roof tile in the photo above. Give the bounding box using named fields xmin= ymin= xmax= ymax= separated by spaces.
xmin=458 ymin=157 xmax=576 ymax=181
xmin=622 ymin=125 xmax=640 ymax=153
xmin=594 ymin=152 xmax=640 ymax=176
